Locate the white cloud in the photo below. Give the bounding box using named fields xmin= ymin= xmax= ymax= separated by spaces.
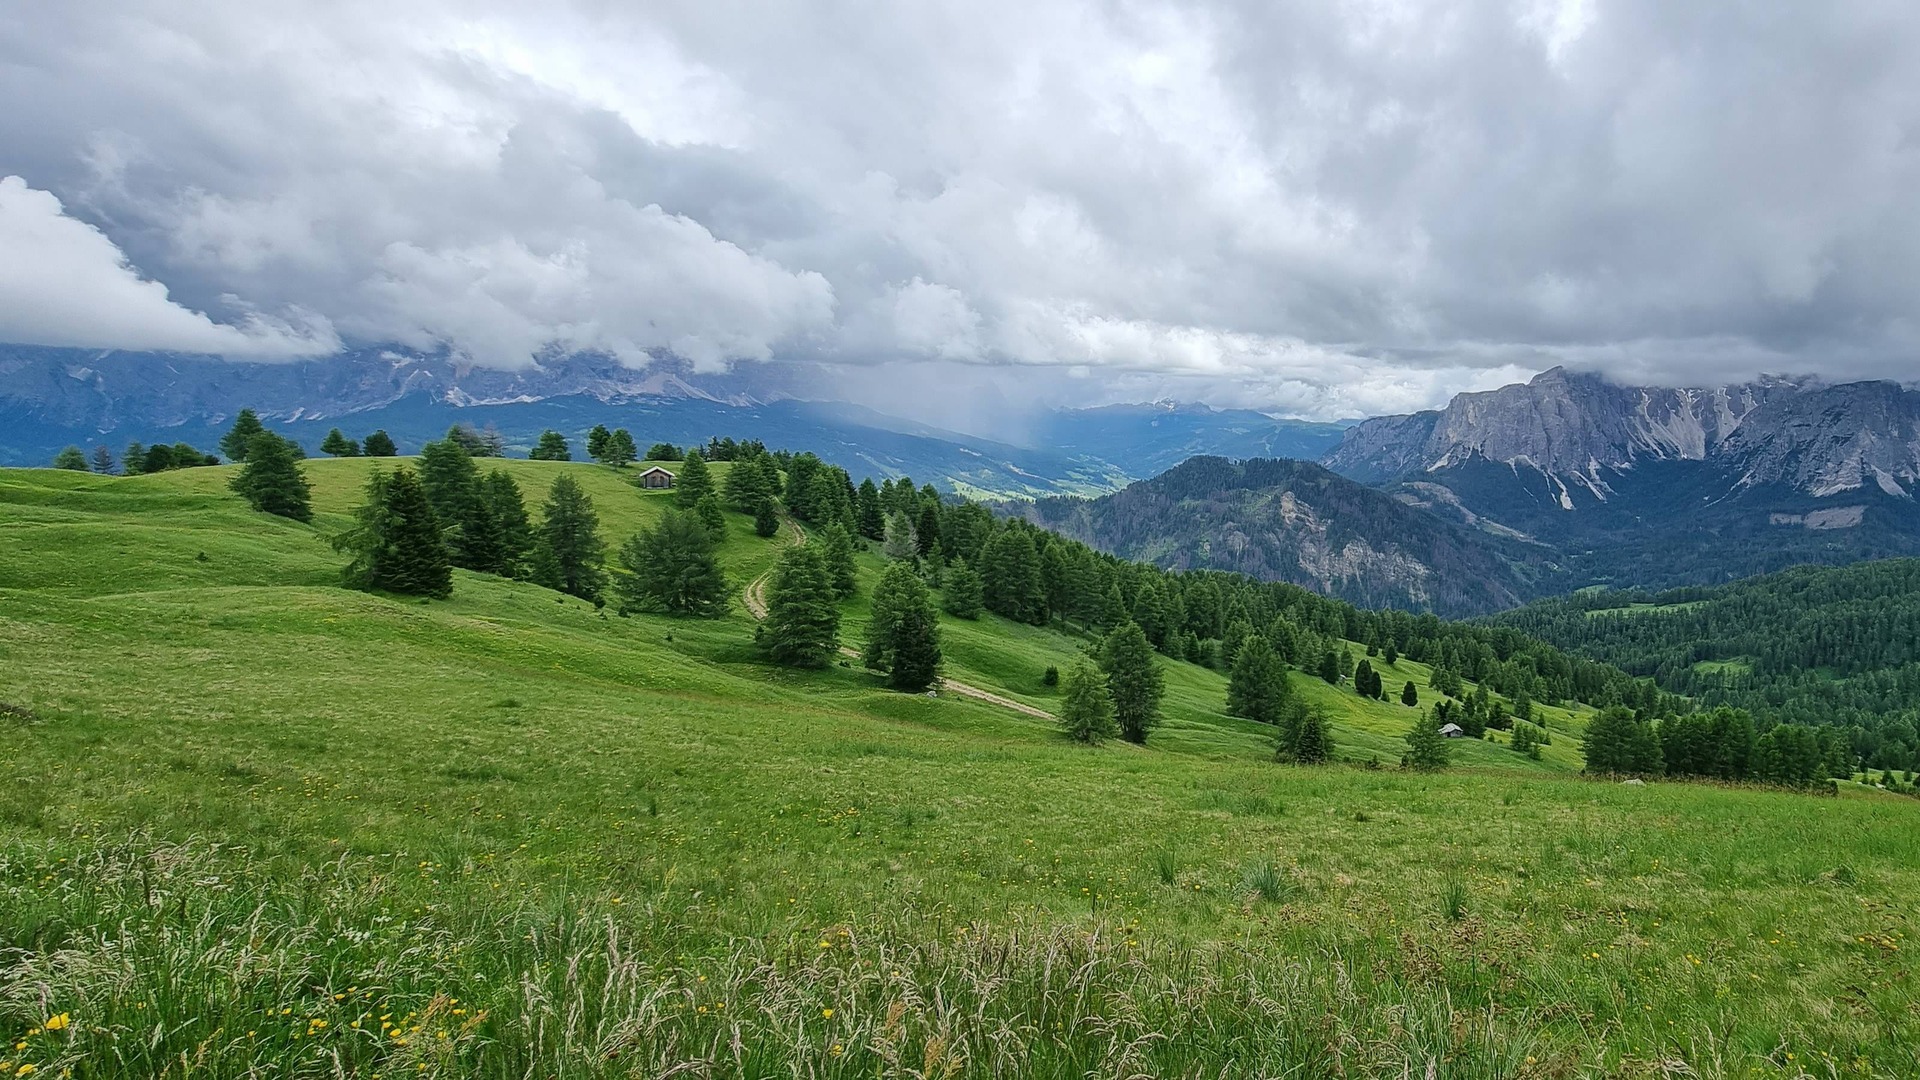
xmin=0 ymin=175 xmax=336 ymax=356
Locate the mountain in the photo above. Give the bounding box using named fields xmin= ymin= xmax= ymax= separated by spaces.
xmin=1321 ymin=367 xmax=1920 ymax=588
xmin=0 ymin=344 xmax=1124 ymax=497
xmin=1005 ymin=456 xmax=1563 ymax=615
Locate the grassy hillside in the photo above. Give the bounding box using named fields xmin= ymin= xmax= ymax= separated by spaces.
xmin=2 ymin=461 xmax=1916 ymax=1078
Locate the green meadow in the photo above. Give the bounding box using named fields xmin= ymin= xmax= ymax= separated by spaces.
xmin=1 ymin=460 xmax=1915 ymax=1078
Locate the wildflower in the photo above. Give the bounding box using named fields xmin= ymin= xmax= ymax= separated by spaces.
xmin=41 ymin=1015 xmax=69 ymax=1033
xmin=17 ymin=1065 xmax=37 ymax=1076
xmin=822 ymin=1009 xmax=834 ymax=1019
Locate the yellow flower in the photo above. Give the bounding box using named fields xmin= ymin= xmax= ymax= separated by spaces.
xmin=16 ymin=1066 xmax=35 ymax=1076
xmin=822 ymin=1008 xmax=834 ymax=1019
xmin=42 ymin=1014 xmax=70 ymax=1032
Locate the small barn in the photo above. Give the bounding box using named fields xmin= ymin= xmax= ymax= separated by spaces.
xmin=638 ymin=465 xmax=675 ymax=490
xmin=1438 ymin=722 xmax=1466 ymax=739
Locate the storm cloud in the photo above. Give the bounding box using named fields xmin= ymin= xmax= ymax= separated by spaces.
xmin=3 ymin=0 xmax=1918 ymax=417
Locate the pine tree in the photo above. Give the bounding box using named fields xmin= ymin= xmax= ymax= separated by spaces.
xmin=586 ymin=425 xmax=612 ymax=463
xmin=981 ymin=528 xmax=1045 ymax=624
xmin=362 ymin=430 xmax=397 ymax=457
xmin=1402 ymin=710 xmax=1451 ymax=771
xmin=1354 ymin=658 xmax=1378 ymax=699
xmin=89 ymin=444 xmax=115 ymax=474
xmin=418 ymin=439 xmax=495 ymax=571
xmin=1130 ymin=579 xmax=1168 ymax=649
xmin=443 ymin=424 xmax=489 ymax=455
xmin=754 ymin=497 xmax=780 ymax=538
xmin=1401 ymin=680 xmax=1419 ymax=707
xmin=1058 ymin=654 xmax=1119 ymax=744
xmin=820 ymin=522 xmax=860 ymax=599
xmin=1101 ymin=620 xmax=1165 ymax=745
xmin=1277 ymin=704 xmax=1334 ymax=764
xmin=856 ymin=478 xmax=886 ymax=540
xmin=122 ymin=442 xmax=147 ymax=476
xmin=725 ymin=454 xmax=771 ymax=512
xmin=881 ymin=510 xmax=918 ymax=561
xmin=481 ymin=470 xmax=533 ymax=577
xmin=617 ymin=508 xmax=730 ymax=617
xmin=52 ymin=446 xmax=88 ymax=470
xmin=915 ymin=502 xmax=942 ymax=559
xmin=1581 ymin=707 xmax=1664 ymax=776
xmin=675 ymin=449 xmax=715 ymax=508
xmin=320 ymin=428 xmax=360 ymax=457
xmin=646 ymin=442 xmax=682 ymax=461
xmin=220 ymin=409 xmax=267 ymax=461
xmin=334 ymin=466 xmax=453 ymax=599
xmin=942 ymin=559 xmax=985 ymax=619
xmin=534 ymin=474 xmax=606 ymax=602
xmin=530 ymin=431 xmax=571 ymax=461
xmin=606 ymin=429 xmax=639 ymax=468
xmin=694 ymin=493 xmax=727 ymax=539
xmin=1318 ymin=649 xmax=1341 ymax=685
xmin=759 ymin=544 xmax=840 ymax=667
xmin=1510 ymin=721 xmax=1545 ymax=760
xmin=862 ymin=561 xmax=941 ymax=691
xmin=1227 ymin=635 xmax=1288 ymax=725
xmin=1383 ymin=642 xmax=1399 ymax=666
xmin=229 ymin=433 xmax=313 ymax=522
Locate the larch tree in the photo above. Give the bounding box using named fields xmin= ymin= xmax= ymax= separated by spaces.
xmin=320 ymin=428 xmax=361 ymax=457
xmin=941 ymin=559 xmax=984 ymax=619
xmin=219 ymin=409 xmax=267 ymax=462
xmin=819 ymin=522 xmax=860 ymax=599
xmin=334 ymin=466 xmax=452 ymax=599
xmin=89 ymin=444 xmax=115 ymax=474
xmin=862 ymin=560 xmax=942 ymax=691
xmin=1058 ymin=653 xmax=1119 ymax=744
xmin=362 ymin=430 xmax=397 ymax=457
xmin=675 ymin=449 xmax=715 ymax=508
xmin=1227 ymin=635 xmax=1288 ymax=725
xmin=229 ymin=433 xmax=313 ymax=522
xmin=1402 ymin=710 xmax=1451 ymax=771
xmin=1100 ymin=620 xmax=1165 ymax=745
xmin=481 ymin=469 xmax=533 ymax=577
xmin=530 ymin=431 xmax=571 ymax=461
xmin=616 ymin=507 xmax=730 ymax=617
xmin=759 ymin=544 xmax=841 ymax=668
xmin=534 ymin=473 xmax=606 ymax=602
xmin=52 ymin=446 xmax=88 ymax=471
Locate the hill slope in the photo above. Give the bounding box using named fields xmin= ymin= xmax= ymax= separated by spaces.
xmin=1007 ymin=456 xmax=1562 ymax=616
xmin=2 ymin=462 xmax=1916 ymax=1077
xmin=1485 ymin=559 xmax=1920 ymax=770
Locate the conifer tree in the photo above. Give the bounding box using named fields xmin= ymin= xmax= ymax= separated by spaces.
xmin=616 ymin=507 xmax=730 ymax=617
xmin=53 ymin=446 xmax=88 ymax=470
xmin=942 ymin=559 xmax=985 ymax=619
xmin=362 ymin=430 xmax=397 ymax=457
xmin=418 ymin=439 xmax=497 ymax=571
xmin=756 ymin=455 xmax=784 ymax=501
xmin=89 ymin=444 xmax=115 ymax=474
xmin=981 ymin=527 xmax=1045 ymax=624
xmin=1354 ymin=658 xmax=1378 ymax=699
xmin=220 ymin=409 xmax=267 ymax=461
xmin=1510 ymin=721 xmax=1545 ymax=760
xmin=320 ymin=428 xmax=360 ymax=457
xmin=820 ymin=522 xmax=860 ymax=599
xmin=759 ymin=544 xmax=840 ymax=667
xmin=882 ymin=510 xmax=918 ymax=561
xmin=229 ymin=433 xmax=313 ymax=522
xmin=534 ymin=473 xmax=606 ymax=602
xmin=1059 ymin=654 xmax=1118 ymax=744
xmin=606 ymin=428 xmax=639 ymax=468
xmin=862 ymin=561 xmax=942 ymax=690
xmin=915 ymin=502 xmax=942 ymax=559
xmin=1318 ymin=649 xmax=1341 ymax=685
xmin=586 ymin=425 xmax=612 ymax=463
xmin=334 ymin=466 xmax=452 ymax=599
xmin=694 ymin=493 xmax=727 ymax=539
xmin=1101 ymin=620 xmax=1165 ymax=745
xmin=122 ymin=442 xmax=147 ymax=475
xmin=1130 ymin=579 xmax=1168 ymax=649
xmin=856 ymin=478 xmax=886 ymax=540
xmin=1402 ymin=710 xmax=1451 ymax=771
xmin=1581 ymin=707 xmax=1664 ymax=776
xmin=530 ymin=431 xmax=571 ymax=461
xmin=1276 ymin=703 xmax=1334 ymax=764
xmin=1402 ymin=680 xmax=1419 ymax=707
xmin=481 ymin=469 xmax=533 ymax=577
xmin=1383 ymin=642 xmax=1399 ymax=666
xmin=754 ymin=497 xmax=780 ymax=537
xmin=725 ymin=454 xmax=771 ymax=512
xmin=1227 ymin=635 xmax=1288 ymax=725
xmin=675 ymin=449 xmax=715 ymax=508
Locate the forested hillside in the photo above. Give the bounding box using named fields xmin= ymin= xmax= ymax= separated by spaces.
xmin=1006 ymin=456 xmax=1563 ymax=616
xmin=1486 ymin=560 xmax=1920 ymax=770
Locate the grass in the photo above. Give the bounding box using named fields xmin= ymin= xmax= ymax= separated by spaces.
xmin=1 ymin=461 xmax=1917 ymax=1077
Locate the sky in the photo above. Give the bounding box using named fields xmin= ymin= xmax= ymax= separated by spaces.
xmin=4 ymin=0 xmax=1920 ymax=421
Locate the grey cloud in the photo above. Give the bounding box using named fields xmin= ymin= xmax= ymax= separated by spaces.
xmin=3 ymin=0 xmax=1919 ymax=418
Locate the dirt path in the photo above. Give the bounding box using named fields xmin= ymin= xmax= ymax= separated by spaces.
xmin=743 ymin=517 xmax=1054 ymax=721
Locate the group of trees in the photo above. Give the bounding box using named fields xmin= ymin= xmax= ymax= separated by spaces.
xmin=1490 ymin=561 xmax=1920 ymax=772
xmin=1580 ymin=705 xmax=1851 ymax=788
xmin=585 ymin=426 xmax=640 ymax=468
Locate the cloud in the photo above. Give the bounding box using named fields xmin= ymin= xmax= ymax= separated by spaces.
xmin=3 ymin=1 xmax=1920 ymax=415
xmin=0 ymin=176 xmax=336 ymax=356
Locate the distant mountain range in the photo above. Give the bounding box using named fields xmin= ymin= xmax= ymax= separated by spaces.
xmin=0 ymin=344 xmax=1333 ymax=497
xmin=1321 ymin=367 xmax=1920 ymax=589
xmin=1006 ymin=456 xmax=1561 ymax=616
